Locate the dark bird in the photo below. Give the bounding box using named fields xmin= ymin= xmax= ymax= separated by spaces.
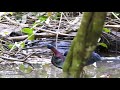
xmin=47 ymin=44 xmax=101 ymax=69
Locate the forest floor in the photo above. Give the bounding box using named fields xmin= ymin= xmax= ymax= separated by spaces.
xmin=0 ymin=12 xmax=120 ymax=78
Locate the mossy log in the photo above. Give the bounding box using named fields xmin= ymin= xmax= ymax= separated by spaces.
xmin=63 ymin=12 xmax=107 ymax=78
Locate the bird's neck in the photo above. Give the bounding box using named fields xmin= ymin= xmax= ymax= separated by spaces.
xmin=51 ymin=47 xmax=62 ymax=56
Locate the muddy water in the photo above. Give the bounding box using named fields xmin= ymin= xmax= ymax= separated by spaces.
xmin=85 ymin=60 xmax=120 ymax=78
xmin=0 ymin=52 xmax=63 ymax=78
xmin=0 ymin=61 xmax=63 ymax=78
xmin=1 ymin=57 xmax=120 ymax=78
xmin=0 ymin=40 xmax=120 ymax=78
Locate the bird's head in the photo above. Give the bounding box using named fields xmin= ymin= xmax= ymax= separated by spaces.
xmin=47 ymin=44 xmax=54 ymax=49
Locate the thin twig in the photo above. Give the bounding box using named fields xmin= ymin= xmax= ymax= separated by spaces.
xmin=0 ymin=56 xmax=24 ymax=61
xmin=36 ymin=28 xmax=75 ymax=36
xmin=23 ymin=53 xmax=34 ymax=61
xmin=111 ymin=12 xmax=120 ymax=21
xmin=111 ymin=12 xmax=120 ymax=56
xmin=4 ymin=15 xmax=28 ymax=27
xmin=56 ymin=12 xmax=63 ymax=48
xmin=101 ymin=34 xmax=110 ymax=44
xmin=62 ymin=12 xmax=71 ymax=24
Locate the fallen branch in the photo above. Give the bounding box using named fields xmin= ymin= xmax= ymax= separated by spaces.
xmin=111 ymin=12 xmax=120 ymax=22
xmin=36 ymin=28 xmax=75 ymax=36
xmin=4 ymin=15 xmax=28 ymax=27
xmin=6 ymin=24 xmax=120 ymax=42
xmin=8 ymin=35 xmax=28 ymax=41
xmin=0 ymin=56 xmax=24 ymax=62
xmin=7 ymin=32 xmax=75 ymax=41
xmin=104 ymin=25 xmax=120 ymax=28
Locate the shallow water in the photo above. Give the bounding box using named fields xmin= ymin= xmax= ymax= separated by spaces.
xmin=1 ymin=58 xmax=120 ymax=78
xmin=1 ymin=40 xmax=120 ymax=78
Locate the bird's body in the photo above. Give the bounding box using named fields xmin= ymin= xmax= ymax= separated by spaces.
xmin=47 ymin=44 xmax=101 ymax=69
xmin=47 ymin=44 xmax=65 ymax=68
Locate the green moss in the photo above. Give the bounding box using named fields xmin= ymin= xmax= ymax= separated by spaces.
xmin=63 ymin=12 xmax=107 ymax=78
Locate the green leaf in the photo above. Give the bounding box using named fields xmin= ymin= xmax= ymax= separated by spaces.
xmin=8 ymin=44 xmax=15 ymax=49
xmin=20 ymin=42 xmax=25 ymax=48
xmin=28 ymin=34 xmax=35 ymax=40
xmin=98 ymin=42 xmax=108 ymax=48
xmin=19 ymin=64 xmax=33 ymax=74
xmin=21 ymin=28 xmax=35 ymax=40
xmin=4 ymin=31 xmax=9 ymax=35
xmin=21 ymin=28 xmax=34 ymax=35
xmin=39 ymin=16 xmax=48 ymax=22
xmin=103 ymin=28 xmax=111 ymax=33
xmin=19 ymin=64 xmax=25 ymax=71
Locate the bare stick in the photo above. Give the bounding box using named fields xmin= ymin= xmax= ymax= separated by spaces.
xmin=36 ymin=28 xmax=75 ymax=36
xmin=104 ymin=25 xmax=120 ymax=28
xmin=111 ymin=12 xmax=120 ymax=21
xmin=56 ymin=12 xmax=63 ymax=48
xmin=23 ymin=53 xmax=34 ymax=61
xmin=0 ymin=56 xmax=24 ymax=61
xmin=4 ymin=15 xmax=28 ymax=27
